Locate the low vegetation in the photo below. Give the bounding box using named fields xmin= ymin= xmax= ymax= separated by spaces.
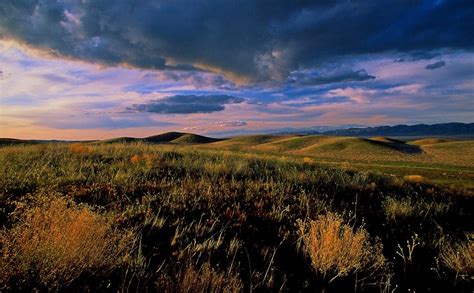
xmin=298 ymin=213 xmax=388 ymax=288
xmin=0 ymin=141 xmax=472 ymax=292
xmin=0 ymin=193 xmax=132 ymax=289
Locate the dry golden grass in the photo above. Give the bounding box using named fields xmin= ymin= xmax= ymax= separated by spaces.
xmin=404 ymin=175 xmax=426 ymax=183
xmin=130 ymin=154 xmax=141 ymax=164
xmin=68 ymin=143 xmax=92 ymax=154
xmin=0 ymin=194 xmax=131 ymax=288
xmin=157 ymin=262 xmax=243 ymax=293
xmin=298 ymin=213 xmax=387 ymax=283
xmin=440 ymin=240 xmax=474 ymax=281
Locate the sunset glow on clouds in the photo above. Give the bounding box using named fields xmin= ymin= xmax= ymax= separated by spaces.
xmin=0 ymin=1 xmax=473 ymax=139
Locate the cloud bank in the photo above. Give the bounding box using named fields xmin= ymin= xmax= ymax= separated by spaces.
xmin=127 ymin=95 xmax=244 ymax=114
xmin=1 ymin=0 xmax=473 ymax=81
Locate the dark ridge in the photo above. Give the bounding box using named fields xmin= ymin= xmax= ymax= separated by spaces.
xmin=0 ymin=138 xmax=36 ymax=146
xmin=143 ymin=132 xmax=220 ymax=144
xmin=143 ymin=132 xmax=186 ymax=143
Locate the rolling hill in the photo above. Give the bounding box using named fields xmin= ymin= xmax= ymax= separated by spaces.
xmin=0 ymin=138 xmax=35 ymax=146
xmin=142 ymin=132 xmax=220 ymax=144
xmin=207 ymin=135 xmax=423 ymax=156
xmin=168 ymin=133 xmax=221 ymax=144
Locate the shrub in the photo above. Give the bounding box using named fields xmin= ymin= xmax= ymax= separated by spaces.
xmin=439 ymin=240 xmax=474 ymax=282
xmin=130 ymin=154 xmax=141 ymax=165
xmin=0 ymin=195 xmax=131 ymax=289
xmin=298 ymin=213 xmax=387 ymax=284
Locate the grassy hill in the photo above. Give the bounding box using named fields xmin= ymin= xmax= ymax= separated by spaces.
xmin=2 ymin=133 xmax=472 ymax=188
xmin=143 ymin=132 xmax=219 ymax=144
xmin=143 ymin=131 xmax=189 ymax=143
xmin=90 ymin=132 xmax=219 ymax=145
xmin=170 ymin=133 xmax=220 ymax=144
xmin=208 ymin=135 xmax=423 ymax=157
xmin=409 ymin=138 xmax=448 ymax=145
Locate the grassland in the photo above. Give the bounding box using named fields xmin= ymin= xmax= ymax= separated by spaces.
xmin=204 ymin=134 xmax=474 ymax=189
xmin=0 ymin=134 xmax=473 ymax=292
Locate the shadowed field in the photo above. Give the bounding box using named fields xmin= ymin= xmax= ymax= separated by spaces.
xmin=0 ymin=135 xmax=473 ymax=292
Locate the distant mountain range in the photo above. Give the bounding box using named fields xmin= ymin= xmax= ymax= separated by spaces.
xmin=322 ymin=122 xmax=474 ymax=137
xmin=275 ymin=122 xmax=474 ymax=137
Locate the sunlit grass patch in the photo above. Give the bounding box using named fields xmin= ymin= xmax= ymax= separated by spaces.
xmin=404 ymin=175 xmax=426 ymax=183
xmin=303 ymin=157 xmax=315 ymax=164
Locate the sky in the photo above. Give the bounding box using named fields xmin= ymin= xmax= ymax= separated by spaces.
xmin=0 ymin=0 xmax=473 ymax=139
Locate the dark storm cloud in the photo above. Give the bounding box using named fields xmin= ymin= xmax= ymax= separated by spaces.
xmin=425 ymin=60 xmax=446 ymax=70
xmin=394 ymin=50 xmax=441 ymax=62
xmin=128 ymin=94 xmax=244 ymax=114
xmin=0 ymin=0 xmax=472 ymax=81
xmin=287 ymin=69 xmax=375 ymax=86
